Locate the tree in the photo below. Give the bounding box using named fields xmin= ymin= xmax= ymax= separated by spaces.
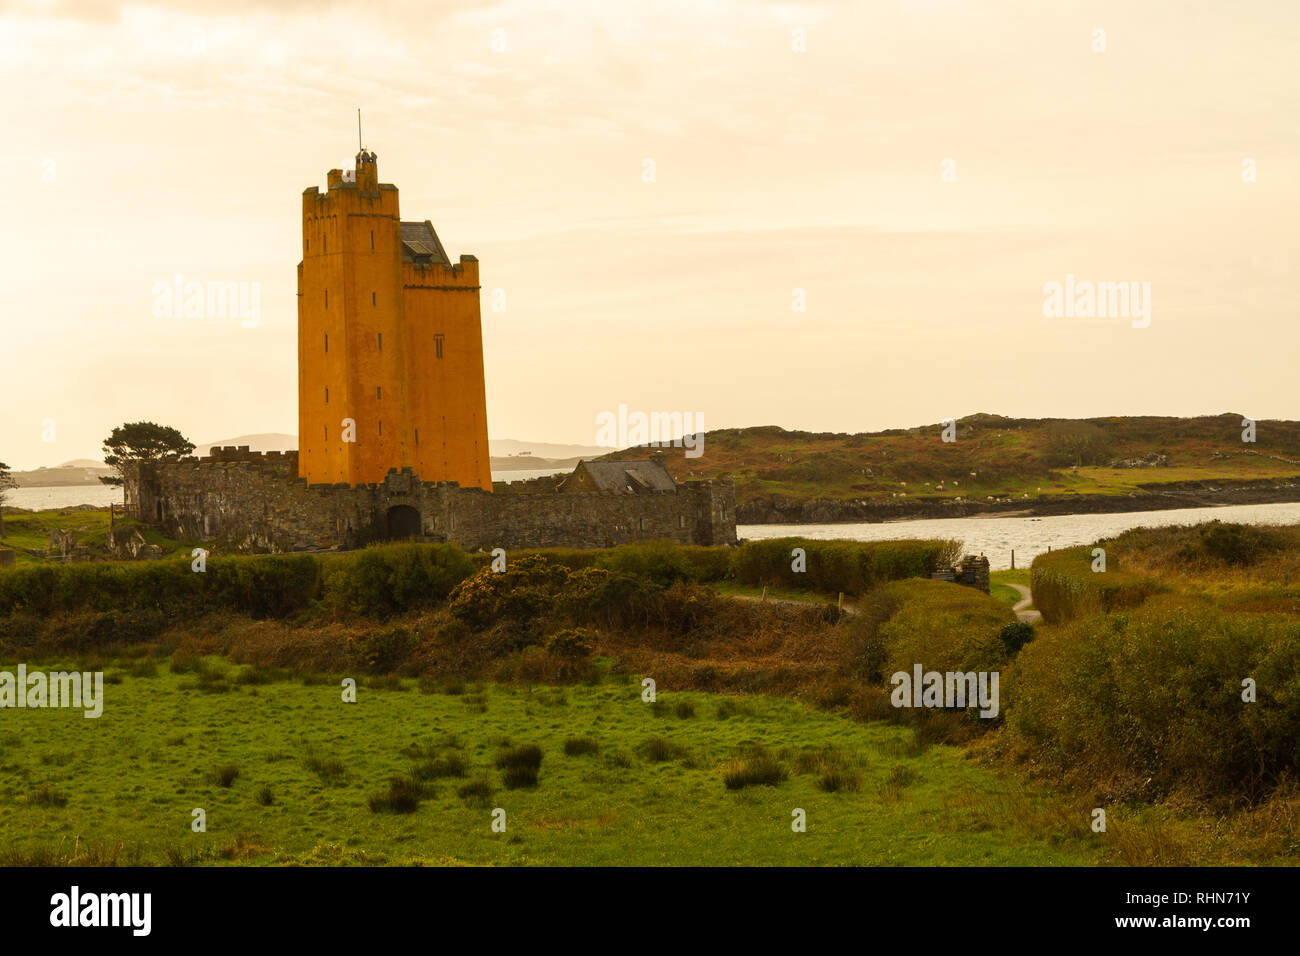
xmin=0 ymin=461 xmax=15 ymax=538
xmin=100 ymin=422 xmax=196 ymax=487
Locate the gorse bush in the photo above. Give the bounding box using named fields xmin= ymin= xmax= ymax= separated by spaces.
xmin=1007 ymin=599 xmax=1300 ymax=803
xmin=322 ymin=543 xmax=475 ymax=617
xmin=1196 ymin=523 xmax=1285 ymax=567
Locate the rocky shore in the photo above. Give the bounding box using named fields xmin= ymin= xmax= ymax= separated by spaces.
xmin=736 ymin=475 xmax=1300 ymax=525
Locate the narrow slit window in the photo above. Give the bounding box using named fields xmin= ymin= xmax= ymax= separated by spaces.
xmin=325 ymin=388 xmax=329 ymax=403
xmin=370 ymin=230 xmax=374 ymax=250
xmin=378 ymin=420 xmax=383 ymax=436
xmin=435 ymin=334 xmax=444 ymax=359
xmin=377 ymin=386 xmax=382 ymax=400
xmin=324 ymin=289 xmax=328 ymax=308
xmin=324 ymin=333 xmax=328 ymax=353
xmin=377 ymin=332 xmax=382 ymax=351
xmin=372 ymin=292 xmax=376 ymax=306
xmin=415 ymin=429 xmax=420 ymax=446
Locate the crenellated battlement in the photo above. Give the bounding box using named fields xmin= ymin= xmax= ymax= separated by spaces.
xmin=401 ymin=255 xmax=479 ymax=286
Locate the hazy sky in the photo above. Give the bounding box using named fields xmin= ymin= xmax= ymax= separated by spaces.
xmin=2 ymin=0 xmax=1297 ymax=469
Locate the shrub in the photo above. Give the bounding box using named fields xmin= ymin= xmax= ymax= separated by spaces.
xmin=874 ymin=578 xmax=1016 ymax=678
xmin=457 ymin=778 xmax=496 ymax=805
xmin=495 ymin=744 xmax=543 ymax=772
xmin=254 ymin=785 xmax=274 ymax=806
xmin=208 ymin=765 xmax=240 ymax=788
xmin=1007 ymin=599 xmax=1300 ymax=802
xmin=563 ymin=736 xmax=600 ymax=756
xmin=594 ymin=541 xmax=694 ymax=588
xmin=29 ymin=784 xmax=68 ymax=808
xmin=1030 ymin=546 xmax=1157 ymax=624
xmin=641 ymin=737 xmax=688 ymax=763
xmin=1200 ymin=523 xmax=1283 ymax=567
xmin=817 ymin=768 xmax=862 ymax=792
xmin=729 ymin=538 xmax=959 ymax=595
xmin=545 ymin=627 xmax=595 ymax=660
xmin=502 ymin=765 xmax=539 ymax=789
xmin=367 ymin=775 xmax=425 ymax=813
xmin=412 ymin=754 xmax=468 ymax=780
xmin=304 ymin=751 xmax=346 ymax=784
xmin=352 ymin=625 xmax=413 ymax=674
xmin=323 ymin=543 xmax=475 ymax=618
xmin=999 ymin=621 xmax=1035 ymax=654
xmin=722 ymin=747 xmax=788 ymax=789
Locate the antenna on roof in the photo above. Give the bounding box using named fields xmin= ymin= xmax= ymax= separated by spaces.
xmin=357 ymin=108 xmax=363 ymax=152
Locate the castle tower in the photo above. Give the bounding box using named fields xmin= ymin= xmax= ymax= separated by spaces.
xmin=297 ymin=151 xmax=492 ymax=490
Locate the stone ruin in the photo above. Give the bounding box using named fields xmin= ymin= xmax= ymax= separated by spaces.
xmin=930 ymin=554 xmax=991 ymax=593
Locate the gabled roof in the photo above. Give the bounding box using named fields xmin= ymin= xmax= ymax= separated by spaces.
xmin=566 ymin=459 xmax=677 ymax=493
xmin=400 ymin=220 xmax=451 ymax=266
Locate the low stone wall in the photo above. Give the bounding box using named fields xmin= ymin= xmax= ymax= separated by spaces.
xmin=126 ymin=449 xmax=735 ymax=553
xmin=930 ymin=554 xmax=990 ymax=593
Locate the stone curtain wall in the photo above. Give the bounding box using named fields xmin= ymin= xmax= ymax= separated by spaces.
xmin=127 ymin=449 xmax=736 ymax=553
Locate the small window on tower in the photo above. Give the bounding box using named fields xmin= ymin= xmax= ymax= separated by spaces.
xmin=324 ymin=333 xmax=328 ymax=353
xmin=379 ymin=420 xmax=383 ymax=436
xmin=306 ymin=238 xmax=310 ymax=252
xmin=372 ymin=292 xmax=376 ymax=306
xmin=325 ymin=388 xmax=329 ymax=403
xmin=325 ymin=289 xmax=328 ymax=308
xmin=370 ymin=230 xmax=374 ymax=251
xmin=378 ymin=333 xmax=382 ymax=351
xmin=435 ymin=334 xmax=444 ymax=359
xmin=377 ymin=386 xmax=382 ymax=400
xmin=415 ymin=429 xmax=420 ymax=446
xmin=323 ymin=425 xmax=327 ymax=440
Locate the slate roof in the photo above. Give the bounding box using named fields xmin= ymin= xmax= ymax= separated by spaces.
xmin=401 ymin=220 xmax=451 ymax=266
xmin=565 ymin=459 xmax=677 ymax=494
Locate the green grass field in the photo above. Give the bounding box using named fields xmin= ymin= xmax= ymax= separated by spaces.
xmin=0 ymin=659 xmax=1100 ymax=866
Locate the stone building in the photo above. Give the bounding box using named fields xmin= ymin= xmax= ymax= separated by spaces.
xmin=558 ymin=460 xmax=677 ymax=494
xmin=929 ymin=554 xmax=991 ymax=593
xmin=125 ymin=150 xmax=735 ymax=553
xmin=127 ymin=448 xmax=734 ymax=553
xmin=298 ymin=150 xmax=491 ymax=490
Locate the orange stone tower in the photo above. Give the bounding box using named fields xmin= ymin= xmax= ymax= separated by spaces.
xmin=297 ymin=150 xmax=492 ymax=490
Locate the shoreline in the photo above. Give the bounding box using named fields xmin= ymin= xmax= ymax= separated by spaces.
xmin=736 ymin=475 xmax=1300 ymax=525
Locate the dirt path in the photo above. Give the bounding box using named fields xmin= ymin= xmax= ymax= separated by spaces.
xmin=1008 ymin=583 xmax=1042 ymax=624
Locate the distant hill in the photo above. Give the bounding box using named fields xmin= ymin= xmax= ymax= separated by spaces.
xmin=489 ymin=439 xmax=609 ymax=459
xmin=490 ymin=455 xmax=584 ymax=472
xmin=12 ymin=463 xmax=113 ymax=487
xmin=596 ymin=413 xmax=1300 ymax=519
xmin=194 ymin=433 xmax=298 ymax=456
xmin=189 ymin=434 xmax=605 ymax=460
